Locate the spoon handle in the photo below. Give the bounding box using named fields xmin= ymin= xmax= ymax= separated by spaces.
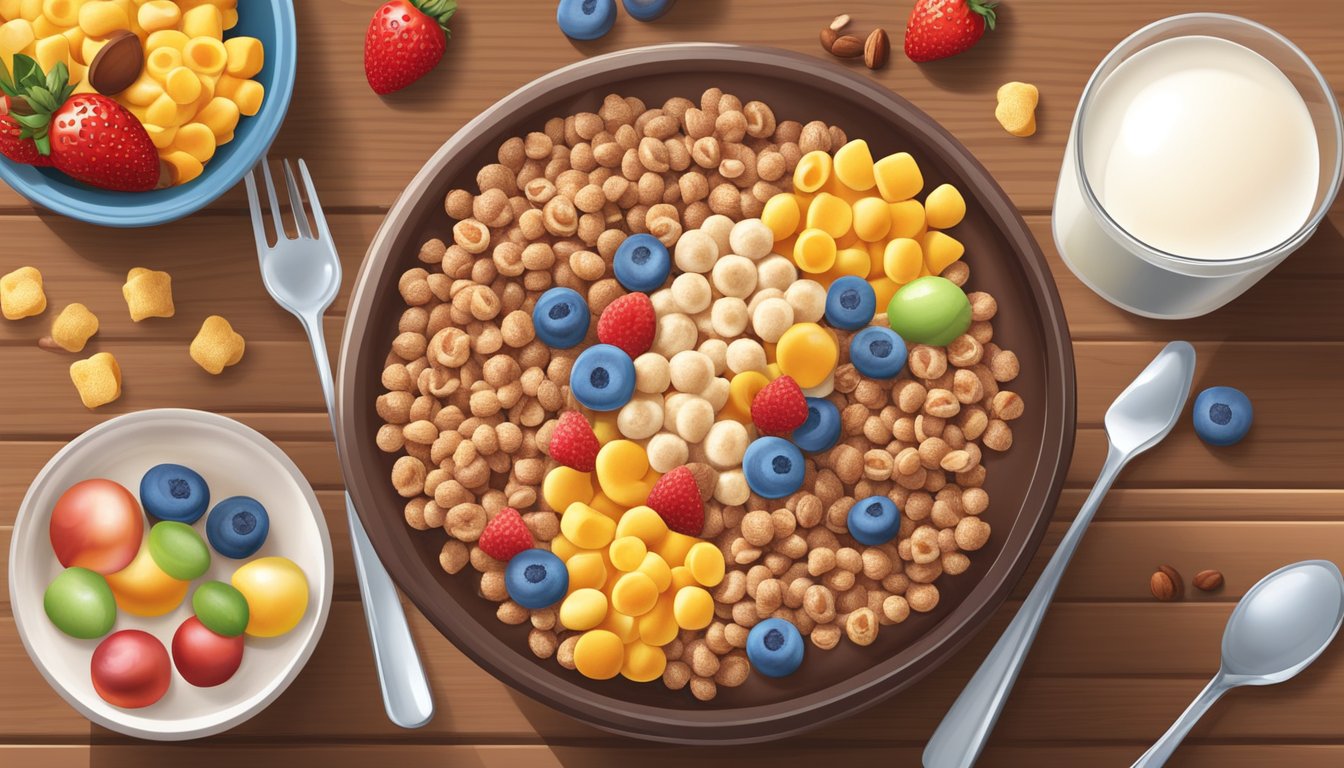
xmin=923 ymin=445 xmax=1127 ymax=768
xmin=1131 ymin=675 xmax=1232 ymax=768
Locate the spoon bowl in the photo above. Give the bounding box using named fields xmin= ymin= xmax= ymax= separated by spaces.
xmin=1222 ymin=560 xmax=1344 ymax=683
xmin=1103 ymin=341 xmax=1197 ymax=455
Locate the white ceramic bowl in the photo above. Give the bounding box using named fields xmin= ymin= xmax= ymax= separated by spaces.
xmin=8 ymin=409 xmax=333 ymax=740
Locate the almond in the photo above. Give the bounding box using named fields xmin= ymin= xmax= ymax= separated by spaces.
xmin=864 ymin=28 xmax=890 ymax=70
xmin=829 ymin=14 xmax=851 ymax=32
xmin=1150 ymin=564 xmax=1183 ymax=601
xmin=830 ymin=34 xmax=864 ymax=59
xmin=1193 ymin=569 xmax=1224 ymax=592
xmin=819 ymin=27 xmax=839 ymax=53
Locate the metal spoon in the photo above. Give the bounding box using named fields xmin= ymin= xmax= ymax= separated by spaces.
xmin=924 ymin=340 xmax=1197 ymax=768
xmin=1132 ymin=560 xmax=1344 ymax=767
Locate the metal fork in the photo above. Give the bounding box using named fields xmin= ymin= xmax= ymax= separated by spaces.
xmin=246 ymin=157 xmax=434 ymax=729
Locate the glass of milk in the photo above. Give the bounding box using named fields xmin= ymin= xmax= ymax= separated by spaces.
xmin=1053 ymin=14 xmax=1342 ymax=318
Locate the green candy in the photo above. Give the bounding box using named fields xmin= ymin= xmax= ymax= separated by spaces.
xmin=148 ymin=521 xmax=211 ymax=581
xmin=886 ymin=276 xmax=972 ymax=346
xmin=192 ymin=580 xmax=250 ymax=637
xmin=44 ymin=567 xmax=117 ymax=639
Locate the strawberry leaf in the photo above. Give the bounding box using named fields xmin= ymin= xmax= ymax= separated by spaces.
xmin=969 ymin=0 xmax=998 ymax=31
xmin=412 ymin=0 xmax=457 ymax=37
xmin=0 ymin=60 xmax=15 ymax=98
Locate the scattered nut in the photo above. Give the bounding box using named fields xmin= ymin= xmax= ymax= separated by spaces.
xmin=1150 ymin=565 xmax=1183 ymax=601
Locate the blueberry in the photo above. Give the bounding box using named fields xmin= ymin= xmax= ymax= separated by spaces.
xmin=792 ymin=397 xmax=841 ymax=453
xmin=533 ymin=287 xmax=591 ymax=349
xmin=139 ymin=463 xmax=210 ymax=523
xmin=746 ymin=618 xmax=804 ymax=678
xmin=848 ymin=495 xmax=901 ymax=546
xmin=613 ymin=233 xmax=671 ymax=293
xmin=622 ymin=0 xmax=676 ymax=21
xmin=205 ymin=496 xmax=270 ymax=559
xmin=556 ymin=0 xmax=617 ymax=40
xmin=850 ymin=326 xmax=907 ymax=379
xmin=1192 ymin=386 xmax=1253 ymax=446
xmin=742 ymin=437 xmax=805 ymax=499
xmin=824 ymin=276 xmax=878 ymax=331
xmin=570 ymin=344 xmax=636 ymax=412
xmin=505 ymin=549 xmax=569 ymax=609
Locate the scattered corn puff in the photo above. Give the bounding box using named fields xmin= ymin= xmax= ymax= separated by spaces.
xmin=122 ymin=267 xmax=175 ymax=321
xmin=995 ymin=81 xmax=1039 ymax=138
xmin=70 ymin=352 xmax=122 ymax=409
xmin=190 ymin=315 xmax=245 ymax=374
xmin=49 ymin=303 xmax=100 ymax=352
xmin=1 ymin=266 xmax=47 ymax=320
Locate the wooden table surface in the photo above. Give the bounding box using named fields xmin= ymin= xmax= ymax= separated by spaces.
xmin=4 ymin=1 xmax=1343 ymax=766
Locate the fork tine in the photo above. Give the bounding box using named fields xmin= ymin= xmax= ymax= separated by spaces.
xmin=282 ymin=159 xmax=314 ymax=240
xmin=298 ymin=159 xmax=332 ymax=242
xmin=259 ymin=157 xmax=286 ymax=240
xmin=244 ymin=168 xmax=272 ymax=249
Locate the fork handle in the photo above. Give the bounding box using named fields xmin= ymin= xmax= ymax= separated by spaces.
xmin=301 ymin=314 xmax=435 ymax=729
xmin=923 ymin=444 xmax=1127 ymax=768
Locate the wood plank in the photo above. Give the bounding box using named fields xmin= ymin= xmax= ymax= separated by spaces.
xmin=5 ymin=598 xmax=1344 ymax=743
xmin=10 ymin=744 xmax=1344 ymax=768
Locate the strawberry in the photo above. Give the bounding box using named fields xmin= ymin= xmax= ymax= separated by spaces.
xmin=596 ymin=292 xmax=655 ymax=358
xmin=904 ymin=0 xmax=998 ymax=63
xmin=478 ymin=507 xmax=533 ymax=561
xmin=645 ymin=467 xmax=704 ymax=536
xmin=364 ymin=0 xmax=457 ymax=95
xmin=750 ymin=375 xmax=809 ymax=437
xmin=0 ymin=55 xmax=157 ymax=191
xmin=1 ymin=95 xmax=52 ymax=167
xmin=549 ymin=411 xmax=601 ymax=472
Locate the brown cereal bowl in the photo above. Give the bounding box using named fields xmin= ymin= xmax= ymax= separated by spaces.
xmin=335 ymin=44 xmax=1075 ymax=744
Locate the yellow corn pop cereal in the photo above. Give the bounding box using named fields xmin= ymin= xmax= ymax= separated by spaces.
xmin=190 ymin=315 xmax=245 ymax=374
xmin=925 ymin=183 xmax=967 ymax=229
xmin=996 ymin=81 xmax=1039 ymax=138
xmin=1 ymin=266 xmax=46 ymax=319
xmin=122 ymin=267 xmax=174 ymax=321
xmin=69 ymin=352 xmax=121 ymax=409
xmin=50 ymin=302 xmax=99 ymax=352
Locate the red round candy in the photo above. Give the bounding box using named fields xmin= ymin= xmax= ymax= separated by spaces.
xmin=91 ymin=630 xmax=171 ymax=709
xmin=51 ymin=479 xmax=144 ymax=575
xmin=172 ymin=616 xmax=244 ymax=687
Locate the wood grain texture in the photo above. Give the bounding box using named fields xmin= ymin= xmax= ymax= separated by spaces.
xmin=2 ymin=0 xmax=1342 ymax=765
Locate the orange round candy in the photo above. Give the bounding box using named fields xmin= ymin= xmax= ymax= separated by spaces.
xmin=50 ymin=479 xmax=144 ymax=575
xmin=775 ymin=323 xmax=839 ymax=389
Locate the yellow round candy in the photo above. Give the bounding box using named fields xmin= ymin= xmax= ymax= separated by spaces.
xmin=559 ymin=587 xmax=609 ymax=631
xmin=550 ymin=535 xmax=580 ymax=562
xmin=559 ymin=503 xmax=616 ymax=550
xmin=595 ymin=440 xmax=655 ymax=507
xmin=684 ymin=541 xmax=726 ymax=587
xmin=871 ymin=277 xmax=901 ymax=311
xmin=793 ymin=228 xmax=837 ymax=274
xmin=874 ymin=151 xmax=924 ymax=203
xmin=833 ymin=139 xmax=877 ymax=192
xmin=566 ymin=551 xmax=608 ymax=592
xmin=921 ymin=231 xmax=965 ymax=275
xmin=542 ymin=466 xmax=594 ymax=512
xmin=727 ymin=371 xmax=769 ymax=416
xmin=614 ymin=505 xmax=668 ymax=546
xmin=673 ymin=586 xmax=715 ymax=630
xmin=888 ymin=199 xmax=927 ymax=239
xmin=776 ymin=323 xmax=838 ymax=388
xmin=851 ymin=197 xmax=891 ymax=242
xmin=609 ymin=536 xmax=647 ymax=572
xmin=925 ymin=183 xmax=966 ymax=230
xmin=574 ymin=630 xmax=624 ymax=680
xmin=231 ymin=556 xmax=309 ymax=638
xmin=832 ymin=247 xmax=872 ymax=280
xmin=636 ymin=552 xmax=672 ymax=592
xmin=651 ymin=531 xmax=698 ymax=568
xmin=587 ymin=492 xmax=625 ymax=521
xmin=621 ymin=640 xmax=668 ymax=682
xmin=611 ymin=571 xmax=658 ymax=617
xmin=793 ymin=150 xmax=832 ymax=194
xmin=591 ymin=413 xmax=620 ymax=445
xmin=105 ymin=545 xmax=188 ymax=617
xmin=805 ymin=193 xmax=853 ymax=240
xmin=597 ymin=609 xmax=639 ymax=644
xmin=636 ymin=594 xmax=679 ymax=647
xmin=669 ymin=565 xmax=698 ymax=592
xmin=884 ymin=238 xmax=924 ymax=284
xmin=761 ymin=193 xmax=801 ymax=241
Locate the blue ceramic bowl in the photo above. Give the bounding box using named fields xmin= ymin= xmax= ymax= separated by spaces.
xmin=0 ymin=0 xmax=296 ymax=227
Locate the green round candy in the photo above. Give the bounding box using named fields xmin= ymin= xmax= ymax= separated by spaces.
xmin=192 ymin=580 xmax=250 ymax=637
xmin=886 ymin=276 xmax=973 ymax=346
xmin=44 ymin=567 xmax=117 ymax=639
xmin=148 ymin=521 xmax=211 ymax=581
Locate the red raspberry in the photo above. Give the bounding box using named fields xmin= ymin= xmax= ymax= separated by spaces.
xmin=596 ymin=292 xmax=655 ymax=358
xmin=645 ymin=466 xmax=704 ymax=536
xmin=750 ymin=375 xmax=809 ymax=437
xmin=548 ymin=411 xmax=600 ymax=472
xmin=477 ymin=507 xmax=532 ymax=561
